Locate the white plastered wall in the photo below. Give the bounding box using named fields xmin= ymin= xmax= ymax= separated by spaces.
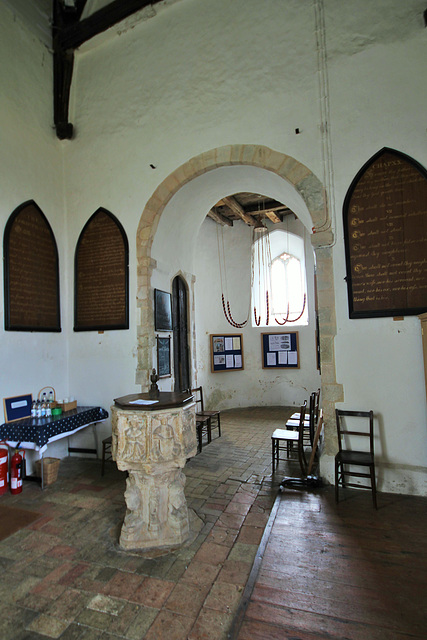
xmin=150 ymin=164 xmax=320 ymax=407
xmin=0 ymin=6 xmax=70 ymax=469
xmin=321 ymin=0 xmax=427 ymax=494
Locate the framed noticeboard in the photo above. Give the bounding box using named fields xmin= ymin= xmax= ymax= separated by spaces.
xmin=262 ymin=332 xmax=299 ymax=369
xmin=3 ymin=394 xmax=33 ymax=423
xmin=157 ymin=335 xmax=171 ymax=378
xmin=154 ymin=289 xmax=173 ymax=331
xmin=211 ymin=334 xmax=244 ymax=372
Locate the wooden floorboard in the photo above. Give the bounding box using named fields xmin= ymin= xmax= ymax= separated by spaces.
xmin=235 ymin=486 xmax=427 ymax=640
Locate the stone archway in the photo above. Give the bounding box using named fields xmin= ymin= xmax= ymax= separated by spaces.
xmin=136 ymin=144 xmax=342 ymax=453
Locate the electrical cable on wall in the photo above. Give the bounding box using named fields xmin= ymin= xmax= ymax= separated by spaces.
xmin=313 ymin=0 xmax=336 ymax=246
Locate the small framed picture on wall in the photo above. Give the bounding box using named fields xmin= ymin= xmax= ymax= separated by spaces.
xmin=154 ymin=289 xmax=172 ymax=331
xmin=157 ymin=335 xmax=171 ymax=378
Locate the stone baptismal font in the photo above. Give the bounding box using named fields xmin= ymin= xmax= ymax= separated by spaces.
xmin=111 ymin=389 xmax=197 ymax=551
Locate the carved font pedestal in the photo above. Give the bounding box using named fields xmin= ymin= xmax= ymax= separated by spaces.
xmin=111 ymin=392 xmax=197 ymax=551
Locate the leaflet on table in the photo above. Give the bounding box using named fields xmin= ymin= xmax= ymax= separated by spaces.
xmin=128 ymin=399 xmax=159 ymax=405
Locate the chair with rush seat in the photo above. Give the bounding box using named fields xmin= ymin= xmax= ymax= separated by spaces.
xmin=335 ymin=409 xmax=377 ymax=509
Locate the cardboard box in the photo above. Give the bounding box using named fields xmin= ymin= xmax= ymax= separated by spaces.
xmin=56 ymin=400 xmax=77 ymax=412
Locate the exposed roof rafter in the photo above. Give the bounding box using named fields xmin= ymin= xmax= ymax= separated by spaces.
xmin=53 ymin=0 xmax=163 ymax=139
xmin=207 ymin=208 xmax=234 ymax=227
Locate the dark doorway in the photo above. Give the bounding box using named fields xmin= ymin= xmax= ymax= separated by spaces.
xmin=172 ymin=275 xmax=190 ymax=391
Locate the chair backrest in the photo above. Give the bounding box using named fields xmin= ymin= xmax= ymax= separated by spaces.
xmin=297 ymin=400 xmax=308 ymax=474
xmin=314 ymin=388 xmax=320 ymax=421
xmin=191 ymin=387 xmax=204 ymax=412
xmin=308 ymin=393 xmax=316 ymax=445
xmin=335 ymin=409 xmax=374 ymax=455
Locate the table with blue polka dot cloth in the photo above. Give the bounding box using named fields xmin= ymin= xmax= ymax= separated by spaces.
xmin=0 ymin=406 xmax=109 ymax=452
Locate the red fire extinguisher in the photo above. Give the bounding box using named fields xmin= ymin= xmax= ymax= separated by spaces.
xmin=10 ymin=447 xmax=24 ymax=495
xmin=0 ymin=442 xmax=8 ymax=496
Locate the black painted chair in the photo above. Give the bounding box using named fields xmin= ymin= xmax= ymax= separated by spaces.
xmin=101 ymin=435 xmax=113 ymax=476
xmin=335 ymin=409 xmax=377 ymax=509
xmin=192 ymin=387 xmax=221 ymax=448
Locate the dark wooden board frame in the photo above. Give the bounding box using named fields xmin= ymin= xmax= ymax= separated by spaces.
xmin=154 ymin=289 xmax=173 ymax=331
xmin=262 ymin=332 xmax=300 ymax=369
xmin=210 ymin=333 xmax=244 ymax=372
xmin=3 ymin=201 xmax=61 ymax=332
xmin=157 ymin=335 xmax=171 ymax=378
xmin=74 ymin=208 xmax=129 ymax=331
xmin=3 ymin=394 xmax=33 ymax=423
xmin=343 ymin=148 xmax=427 ymax=319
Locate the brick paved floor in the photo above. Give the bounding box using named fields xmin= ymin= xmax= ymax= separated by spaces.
xmin=0 ymin=406 xmax=295 ymax=640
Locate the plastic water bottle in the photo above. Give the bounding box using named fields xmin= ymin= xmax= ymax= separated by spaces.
xmin=41 ymin=395 xmax=46 ymax=417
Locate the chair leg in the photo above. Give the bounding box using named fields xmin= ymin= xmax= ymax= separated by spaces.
xmin=101 ymin=442 xmax=106 ymax=476
xmin=272 ymin=439 xmax=275 ymax=473
xmin=207 ymin=417 xmax=212 ymax=443
xmin=371 ymin=466 xmax=377 ymax=509
xmin=196 ymin=424 xmax=203 ymax=453
xmin=335 ymin=459 xmax=339 ymax=503
xmin=217 ymin=415 xmax=221 ymax=437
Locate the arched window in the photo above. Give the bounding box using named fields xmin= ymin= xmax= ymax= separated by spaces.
xmin=252 ymin=229 xmax=308 ymax=327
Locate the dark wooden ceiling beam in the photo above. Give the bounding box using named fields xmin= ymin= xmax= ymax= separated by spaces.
xmin=221 ymin=196 xmax=257 ymax=226
xmin=264 ymin=210 xmax=282 ymax=223
xmin=53 ymin=0 xmax=163 ymax=139
xmin=53 ymin=0 xmax=84 ymax=139
xmin=58 ymin=0 xmax=163 ymax=50
xmin=207 ymin=208 xmax=233 ymax=227
xmin=244 ymin=202 xmax=290 ymax=215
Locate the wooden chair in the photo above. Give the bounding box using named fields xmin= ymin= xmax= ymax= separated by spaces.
xmin=272 ymin=401 xmax=307 ymax=473
xmin=335 ymin=409 xmax=377 ymax=509
xmin=192 ymin=387 xmax=221 ymax=445
xmin=289 ymin=388 xmax=320 ymax=422
xmin=101 ymin=435 xmax=112 ymax=476
xmin=280 ymin=409 xmax=324 ymax=489
xmin=286 ymin=392 xmax=317 ymax=447
xmin=195 ymin=415 xmax=210 ymax=453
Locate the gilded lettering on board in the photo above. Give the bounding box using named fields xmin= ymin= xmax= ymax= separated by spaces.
xmin=344 ymin=149 xmax=427 ymax=318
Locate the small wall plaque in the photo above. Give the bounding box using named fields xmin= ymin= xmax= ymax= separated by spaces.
xmin=3 ymin=394 xmax=33 ymax=423
xmin=154 ymin=289 xmax=172 ymax=331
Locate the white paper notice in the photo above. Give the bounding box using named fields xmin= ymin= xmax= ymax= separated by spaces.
xmin=11 ymin=400 xmax=28 ymax=409
xmin=232 ymin=336 xmax=241 ymax=350
xmin=226 ymin=354 xmax=234 ymax=368
xmin=224 ymin=337 xmax=233 ymax=351
xmin=288 ymin=351 xmax=298 ymax=365
xmin=269 ymin=334 xmax=291 ymax=351
xmin=267 ymin=352 xmax=276 ymax=366
xmin=129 ymin=399 xmax=159 ymax=405
xmin=278 ymin=351 xmax=288 ymax=365
xmin=234 ymin=354 xmax=242 ymax=368
xmin=214 ymin=354 xmax=225 ymax=366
